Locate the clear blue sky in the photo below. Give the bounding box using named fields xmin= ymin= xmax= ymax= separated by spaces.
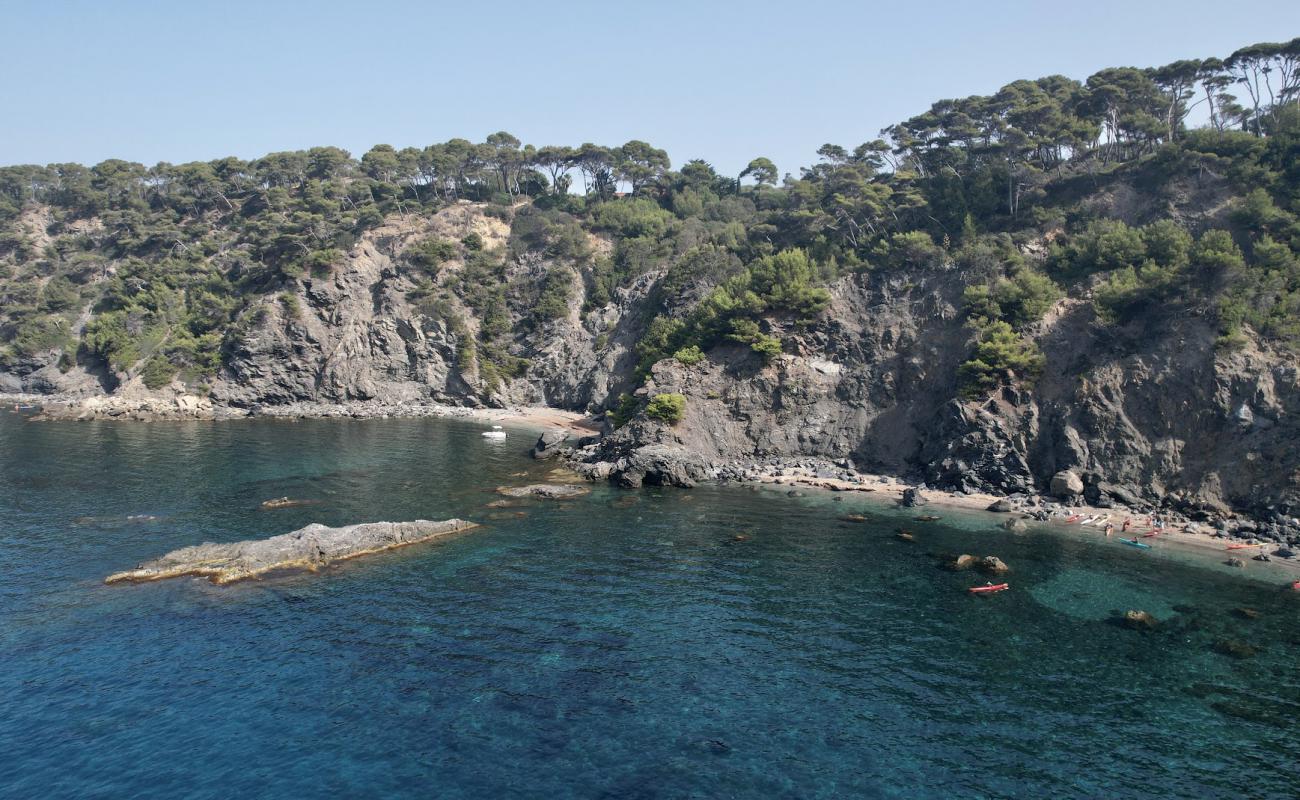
xmin=2 ymin=0 xmax=1298 ymax=178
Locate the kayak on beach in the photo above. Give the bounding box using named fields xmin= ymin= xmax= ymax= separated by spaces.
xmin=969 ymin=583 xmax=1009 ymax=595
xmin=1225 ymin=543 xmax=1263 ymax=551
xmin=1120 ymin=538 xmax=1151 ymax=549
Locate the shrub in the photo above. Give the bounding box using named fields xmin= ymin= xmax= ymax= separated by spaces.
xmin=645 ymin=393 xmax=686 ymax=424
xmin=461 ymin=232 xmax=484 ymax=251
xmin=673 ymin=344 xmax=705 ymax=365
xmin=278 ymin=292 xmax=301 ymax=319
xmin=609 ymin=393 xmax=641 ymax=428
xmin=140 ymin=355 xmax=176 ymax=389
xmin=957 ymin=321 xmax=1045 ymax=396
xmin=533 ymin=269 xmax=572 ymax=322
xmin=750 ymin=333 xmax=784 ymax=361
xmin=406 ymin=237 xmax=457 ymax=272
xmin=962 ymin=267 xmax=1060 ymax=329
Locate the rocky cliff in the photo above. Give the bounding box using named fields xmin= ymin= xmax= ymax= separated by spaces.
xmin=573 ymin=264 xmax=1300 ymax=524
xmin=5 ymin=199 xmax=1299 ymax=528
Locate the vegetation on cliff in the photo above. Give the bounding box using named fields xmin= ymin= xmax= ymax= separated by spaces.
xmin=1 ymin=37 xmax=1297 ymax=402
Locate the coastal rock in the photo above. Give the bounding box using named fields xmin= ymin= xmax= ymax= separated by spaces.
xmin=495 ymin=483 xmax=591 ymax=500
xmin=1050 ymin=470 xmax=1084 ymax=499
xmin=900 ymin=488 xmax=925 ymax=507
xmin=608 ymin=444 xmax=709 ymax=488
xmin=1002 ymin=518 xmax=1028 ymax=533
xmin=105 ymin=519 xmax=477 ymax=585
xmin=986 ymin=499 xmax=1014 ymax=513
xmin=978 ymin=556 xmax=1010 ymax=574
xmin=530 ymin=430 xmax=569 ymax=460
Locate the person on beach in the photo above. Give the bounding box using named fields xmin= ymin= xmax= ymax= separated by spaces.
xmin=1105 ymin=523 xmax=1115 ymax=537
xmin=1122 ymin=518 xmax=1132 ymax=533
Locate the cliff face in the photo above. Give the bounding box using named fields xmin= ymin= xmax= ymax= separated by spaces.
xmin=4 ymin=202 xmax=1298 ymax=520
xmin=588 ymin=266 xmax=1300 ymax=518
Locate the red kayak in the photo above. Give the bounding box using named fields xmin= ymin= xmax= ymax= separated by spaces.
xmin=969 ymin=583 xmax=1009 ymax=595
xmin=1290 ymin=580 xmax=1300 ymax=592
xmin=1225 ymin=543 xmax=1262 ymax=551
xmin=1141 ymin=532 xmax=1159 ymax=538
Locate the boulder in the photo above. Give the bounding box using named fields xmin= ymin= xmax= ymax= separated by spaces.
xmin=530 ymin=430 xmax=569 ymax=460
xmin=978 ymin=556 xmax=1010 ymax=574
xmin=987 ymin=499 xmax=1014 ymax=513
xmin=1050 ymin=470 xmax=1084 ymax=498
xmin=1002 ymin=518 xmax=1028 ymax=533
xmin=900 ymin=487 xmax=925 ymax=507
xmin=105 ymin=519 xmax=478 ymax=585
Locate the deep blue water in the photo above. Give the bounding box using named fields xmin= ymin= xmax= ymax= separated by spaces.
xmin=1 ymin=411 xmax=1298 ymax=799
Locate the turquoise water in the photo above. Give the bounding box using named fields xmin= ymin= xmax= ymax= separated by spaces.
xmin=1 ymin=412 xmax=1298 ymax=799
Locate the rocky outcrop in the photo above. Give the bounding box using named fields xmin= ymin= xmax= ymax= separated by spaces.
xmin=530 ymin=430 xmax=569 ymax=459
xmin=104 ymin=519 xmax=477 ymax=585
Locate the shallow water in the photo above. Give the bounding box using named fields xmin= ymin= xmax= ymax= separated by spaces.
xmin=1 ymin=411 xmax=1297 ymax=799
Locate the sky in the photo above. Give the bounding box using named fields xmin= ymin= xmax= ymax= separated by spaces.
xmin=2 ymin=0 xmax=1298 ymax=178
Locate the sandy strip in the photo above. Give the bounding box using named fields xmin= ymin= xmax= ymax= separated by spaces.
xmin=753 ymin=472 xmax=1300 ymax=583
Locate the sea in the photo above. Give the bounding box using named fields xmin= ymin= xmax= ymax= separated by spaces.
xmin=1 ymin=410 xmax=1297 ymax=799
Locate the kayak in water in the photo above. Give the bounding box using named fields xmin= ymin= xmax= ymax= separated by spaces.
xmin=969 ymin=583 xmax=1009 ymax=595
xmin=1120 ymin=538 xmax=1151 ymax=549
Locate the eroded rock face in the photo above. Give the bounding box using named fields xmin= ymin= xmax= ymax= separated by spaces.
xmin=105 ymin=519 xmax=478 ymax=585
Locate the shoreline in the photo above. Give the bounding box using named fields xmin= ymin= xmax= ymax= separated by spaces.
xmin=9 ymin=393 xmax=600 ymax=436
xmin=9 ymin=392 xmax=1298 ymax=584
xmin=739 ymin=465 xmax=1300 ymax=583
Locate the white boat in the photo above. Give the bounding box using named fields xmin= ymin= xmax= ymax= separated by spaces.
xmin=481 ymin=430 xmax=506 ymax=440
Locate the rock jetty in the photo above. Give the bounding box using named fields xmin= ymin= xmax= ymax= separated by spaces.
xmin=105 ymin=519 xmax=477 ymax=585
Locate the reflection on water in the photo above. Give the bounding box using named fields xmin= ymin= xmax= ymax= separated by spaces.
xmin=0 ymin=411 xmax=1297 ymax=799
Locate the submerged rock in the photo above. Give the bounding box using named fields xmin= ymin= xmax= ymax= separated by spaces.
xmin=260 ymin=497 xmax=309 ymax=510
xmin=1212 ymin=639 xmax=1259 ymax=659
xmin=495 ymin=483 xmax=591 ymax=500
xmin=105 ymin=519 xmax=478 ymax=585
xmin=950 ymin=554 xmax=978 ymax=571
xmin=1121 ymin=610 xmax=1159 ymax=630
xmin=1002 ymin=518 xmax=1028 ymax=533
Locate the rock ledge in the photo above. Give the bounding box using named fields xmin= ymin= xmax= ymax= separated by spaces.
xmin=105 ymin=519 xmax=478 ymax=585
